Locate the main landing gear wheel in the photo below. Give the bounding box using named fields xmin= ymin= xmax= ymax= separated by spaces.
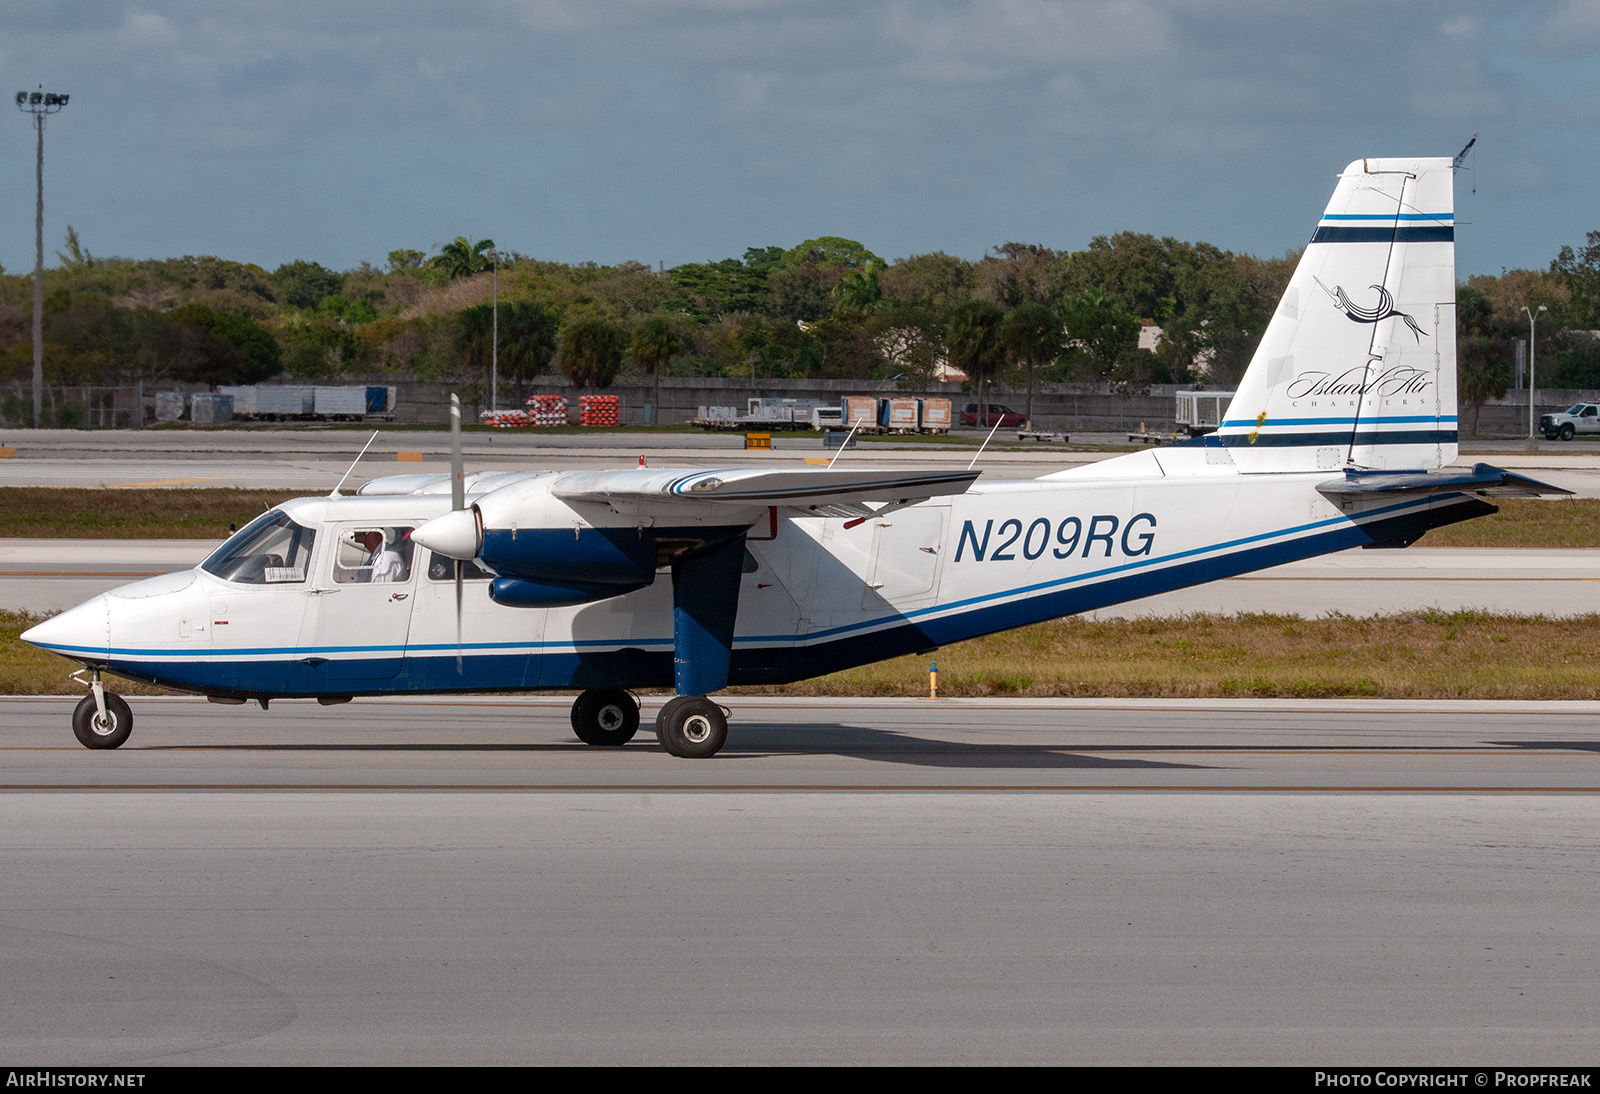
xmin=72 ymin=692 xmax=132 ymax=750
xmin=570 ymin=688 xmax=640 ymax=747
xmin=654 ymin=696 xmax=728 ymax=759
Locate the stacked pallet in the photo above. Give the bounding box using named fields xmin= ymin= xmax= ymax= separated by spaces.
xmin=578 ymin=394 xmax=620 ymax=427
xmin=526 ymin=394 xmax=570 ymax=427
xmin=481 ymin=409 xmax=531 ymax=429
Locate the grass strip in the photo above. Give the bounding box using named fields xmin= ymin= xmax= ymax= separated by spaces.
xmin=6 ymin=609 xmax=1597 ymax=700
xmin=1411 ymin=497 xmax=1600 ymax=548
xmin=0 ymin=488 xmax=291 ymax=539
xmin=741 ymin=610 xmax=1600 ymax=700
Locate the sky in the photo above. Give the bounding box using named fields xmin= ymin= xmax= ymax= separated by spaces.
xmin=3 ymin=1 xmax=1598 ymax=281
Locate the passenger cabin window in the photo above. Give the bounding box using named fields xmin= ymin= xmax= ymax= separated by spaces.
xmin=426 ymin=552 xmax=494 ymax=582
xmin=202 ymin=510 xmax=317 ymax=585
xmin=333 ymin=527 xmax=415 ymax=584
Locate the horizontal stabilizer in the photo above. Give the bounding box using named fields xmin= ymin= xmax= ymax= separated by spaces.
xmin=1317 ymin=463 xmax=1572 ymax=499
xmin=551 ymin=467 xmax=979 ymax=508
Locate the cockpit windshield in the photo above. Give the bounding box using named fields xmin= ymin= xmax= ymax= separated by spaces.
xmin=202 ymin=510 xmax=317 ymax=584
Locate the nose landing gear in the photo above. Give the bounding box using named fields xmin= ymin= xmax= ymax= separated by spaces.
xmin=70 ymin=670 xmax=132 ymax=750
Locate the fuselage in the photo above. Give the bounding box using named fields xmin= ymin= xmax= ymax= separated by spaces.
xmin=21 ymin=448 xmax=1482 ymax=702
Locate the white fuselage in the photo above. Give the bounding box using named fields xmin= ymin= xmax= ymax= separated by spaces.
xmin=21 ymin=447 xmax=1471 ymax=700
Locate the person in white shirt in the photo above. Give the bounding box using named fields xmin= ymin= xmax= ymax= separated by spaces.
xmin=357 ymin=530 xmax=406 ymax=583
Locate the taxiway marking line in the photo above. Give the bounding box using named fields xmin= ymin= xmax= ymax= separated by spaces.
xmin=0 ymin=571 xmax=163 ymax=577
xmin=2 ymin=746 xmax=1592 ymax=756
xmin=2 ymin=783 xmax=1598 ymax=792
xmin=1226 ymin=576 xmax=1590 ymax=582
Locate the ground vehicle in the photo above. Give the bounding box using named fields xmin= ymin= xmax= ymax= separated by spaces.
xmin=1175 ymin=390 xmax=1235 ymax=436
xmin=1539 ymin=403 xmax=1600 ymax=441
xmin=960 ymin=403 xmax=1026 ymax=427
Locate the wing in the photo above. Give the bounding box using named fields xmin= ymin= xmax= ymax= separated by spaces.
xmin=412 ymin=466 xmax=981 ymax=561
xmin=549 ymin=467 xmax=980 ymax=513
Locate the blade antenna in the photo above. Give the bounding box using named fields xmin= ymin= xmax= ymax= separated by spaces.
xmin=450 ymin=394 xmax=465 ymax=672
xmin=967 ymin=414 xmax=1006 ymax=471
xmin=328 ymin=431 xmax=380 ymax=498
xmin=826 ymin=412 xmax=870 ymax=470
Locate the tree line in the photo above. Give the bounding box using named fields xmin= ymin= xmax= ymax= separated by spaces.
xmin=3 ymin=223 xmax=1598 ymax=427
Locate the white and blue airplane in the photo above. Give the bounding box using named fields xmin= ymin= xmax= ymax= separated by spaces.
xmin=23 ymin=156 xmax=1565 ymax=756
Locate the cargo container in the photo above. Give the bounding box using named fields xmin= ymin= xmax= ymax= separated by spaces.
xmin=189 ymin=393 xmax=234 ymax=426
xmin=154 ymin=392 xmax=185 ymax=422
xmin=919 ymin=397 xmax=952 ymax=433
xmin=842 ymin=396 xmax=880 ymax=432
xmin=313 ymin=386 xmax=370 ymax=419
xmin=880 ymin=397 xmax=921 ymax=432
xmin=211 ymin=384 xmax=393 ymax=422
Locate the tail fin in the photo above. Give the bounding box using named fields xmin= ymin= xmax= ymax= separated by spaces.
xmin=1218 ymin=157 xmax=1457 ymax=472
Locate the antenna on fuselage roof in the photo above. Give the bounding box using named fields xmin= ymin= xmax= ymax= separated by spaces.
xmin=967 ymin=414 xmax=1006 ymax=472
xmin=825 ymin=413 xmax=872 ymax=470
xmin=1453 ymin=133 xmax=1478 ymax=194
xmin=328 ymin=431 xmax=380 ymax=498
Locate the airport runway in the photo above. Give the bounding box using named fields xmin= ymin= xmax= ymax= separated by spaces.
xmin=2 ymin=539 xmax=1592 ymax=616
xmin=4 ymin=694 xmax=1599 ymax=790
xmin=1 ymin=697 xmax=1597 ymax=1065
xmin=2 ymin=433 xmax=1596 ymax=1064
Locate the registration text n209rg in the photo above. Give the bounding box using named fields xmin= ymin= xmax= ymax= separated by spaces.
xmin=954 ymin=514 xmax=1157 ymax=563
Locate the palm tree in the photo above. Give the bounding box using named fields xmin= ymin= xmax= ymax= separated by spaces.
xmin=1001 ymin=300 xmax=1064 ymax=427
xmin=944 ymin=300 xmax=1004 ymax=424
xmin=498 ymin=300 xmax=559 ymax=406
xmin=430 ymin=236 xmax=496 ymax=280
xmin=628 ymin=315 xmax=683 ymax=425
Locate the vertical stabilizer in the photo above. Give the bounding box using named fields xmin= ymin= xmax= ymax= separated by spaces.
xmin=1217 ymin=158 xmax=1457 ymax=472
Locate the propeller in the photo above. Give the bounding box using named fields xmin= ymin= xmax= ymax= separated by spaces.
xmin=450 ymin=394 xmax=464 ymax=672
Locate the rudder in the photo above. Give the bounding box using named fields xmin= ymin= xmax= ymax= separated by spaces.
xmin=1217 ymin=157 xmax=1457 ymax=472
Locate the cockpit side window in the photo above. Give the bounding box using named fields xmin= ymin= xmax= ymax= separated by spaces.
xmin=202 ymin=510 xmax=317 ymax=585
xmin=333 ymin=527 xmax=416 ymax=584
xmin=425 ymin=551 xmax=494 ymax=582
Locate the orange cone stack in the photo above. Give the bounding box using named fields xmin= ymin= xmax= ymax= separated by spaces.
xmin=578 ymin=394 xmax=620 ymax=427
xmin=526 ymin=394 xmax=570 ymax=427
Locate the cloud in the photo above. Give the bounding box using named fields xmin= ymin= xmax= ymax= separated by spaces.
xmin=1 ymin=1 xmax=1597 ymax=275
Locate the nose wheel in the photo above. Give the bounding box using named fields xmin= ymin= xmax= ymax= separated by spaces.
xmin=654 ymin=696 xmax=728 ymax=758
xmin=72 ymin=691 xmax=132 ymax=750
xmin=570 ymin=688 xmax=641 ymax=747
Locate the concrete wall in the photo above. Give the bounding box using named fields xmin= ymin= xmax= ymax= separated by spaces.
xmin=131 ymin=374 xmax=1600 ymax=437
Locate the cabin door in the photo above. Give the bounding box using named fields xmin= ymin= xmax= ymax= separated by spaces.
xmin=299 ymin=523 xmax=418 ymax=681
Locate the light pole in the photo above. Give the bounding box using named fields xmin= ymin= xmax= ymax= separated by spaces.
xmin=16 ymin=88 xmax=69 ymax=429
xmin=487 ymin=248 xmax=500 ymax=412
xmin=1523 ymin=304 xmax=1548 ymax=446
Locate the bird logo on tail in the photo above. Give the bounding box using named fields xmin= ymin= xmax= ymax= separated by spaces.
xmin=1313 ymin=277 xmax=1426 ymax=341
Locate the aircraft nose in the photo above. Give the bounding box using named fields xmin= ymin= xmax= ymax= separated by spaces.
xmin=412 ymin=507 xmax=481 ymax=560
xmin=21 ymin=595 xmax=110 ymax=661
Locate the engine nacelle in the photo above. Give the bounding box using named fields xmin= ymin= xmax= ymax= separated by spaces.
xmin=488 ymin=575 xmax=651 ymax=608
xmin=479 ymin=525 xmax=657 ymax=586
